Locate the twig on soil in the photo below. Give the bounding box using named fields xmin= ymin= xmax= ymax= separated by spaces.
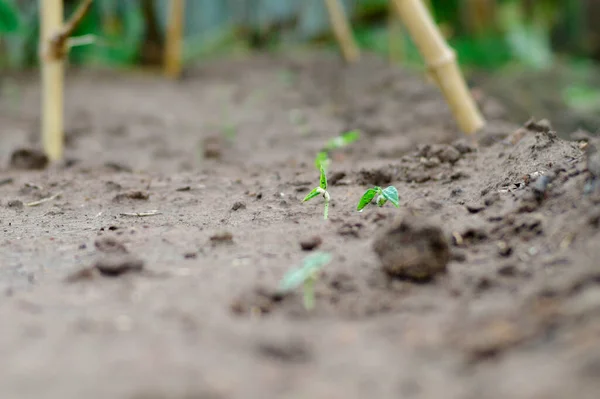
xmin=25 ymin=192 xmax=62 ymax=207
xmin=119 ymin=210 xmax=162 ymax=217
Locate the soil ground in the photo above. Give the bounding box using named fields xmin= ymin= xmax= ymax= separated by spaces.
xmin=1 ymin=51 xmax=600 ymax=399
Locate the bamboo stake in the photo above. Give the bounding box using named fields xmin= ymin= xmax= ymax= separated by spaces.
xmin=391 ymin=0 xmax=485 ymax=134
xmin=323 ymin=0 xmax=360 ymax=63
xmin=40 ymin=0 xmax=94 ymax=161
xmin=164 ymin=0 xmax=185 ymax=79
xmin=41 ymin=0 xmax=64 ymax=161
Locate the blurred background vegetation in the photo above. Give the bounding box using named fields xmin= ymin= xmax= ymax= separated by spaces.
xmin=1 ymin=0 xmax=600 ymax=132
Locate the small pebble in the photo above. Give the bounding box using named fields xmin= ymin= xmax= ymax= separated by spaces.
xmin=232 ymin=201 xmax=246 ymax=211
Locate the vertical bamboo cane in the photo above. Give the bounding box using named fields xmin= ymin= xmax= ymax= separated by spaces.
xmin=164 ymin=0 xmax=185 ymax=79
xmin=40 ymin=0 xmax=64 ymax=161
xmin=323 ymin=0 xmax=360 ymax=63
xmin=391 ymin=0 xmax=485 ymax=134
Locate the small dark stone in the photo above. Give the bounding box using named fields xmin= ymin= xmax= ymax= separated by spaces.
xmin=300 ymin=236 xmax=322 ymax=251
xmin=94 ymin=255 xmax=144 ymax=276
xmin=10 ymin=148 xmax=48 ymax=170
xmin=184 ymin=252 xmax=197 ymax=259
xmin=232 ymin=201 xmax=246 ymax=211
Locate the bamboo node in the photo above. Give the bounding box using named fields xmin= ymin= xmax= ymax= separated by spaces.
xmin=426 ymin=49 xmax=456 ymax=71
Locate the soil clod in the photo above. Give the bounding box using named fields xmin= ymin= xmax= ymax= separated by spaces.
xmin=373 ymin=213 xmax=450 ymax=281
xmin=94 ymin=254 xmax=144 ymax=277
xmin=210 ymin=231 xmax=233 ymax=244
xmin=94 ymin=237 xmax=128 ymax=254
xmin=113 ymin=190 xmax=149 ymax=202
xmin=9 ymin=148 xmax=49 ymax=170
xmin=300 ymin=236 xmax=322 ymax=251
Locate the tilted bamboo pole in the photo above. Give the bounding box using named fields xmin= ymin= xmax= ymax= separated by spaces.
xmin=164 ymin=0 xmax=185 ymax=79
xmin=323 ymin=0 xmax=360 ymax=63
xmin=40 ymin=0 xmax=94 ymax=161
xmin=391 ymin=0 xmax=485 ymax=134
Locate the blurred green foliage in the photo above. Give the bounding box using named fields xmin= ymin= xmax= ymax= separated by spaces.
xmin=0 ymin=0 xmax=592 ymax=71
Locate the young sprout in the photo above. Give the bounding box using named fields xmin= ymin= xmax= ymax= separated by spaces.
xmin=357 ymin=186 xmax=400 ymax=211
xmin=314 ymin=129 xmax=361 ymax=169
xmin=277 ymin=252 xmax=333 ymax=311
xmin=303 ymin=164 xmax=330 ymax=219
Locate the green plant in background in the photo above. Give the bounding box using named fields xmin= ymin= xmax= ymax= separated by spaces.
xmin=303 ymin=164 xmax=330 ymax=220
xmin=357 ymin=185 xmax=400 ymax=211
xmin=277 ymin=251 xmax=332 ymax=311
xmin=314 ymin=129 xmax=360 ymax=170
xmin=0 ymin=0 xmax=19 ymax=33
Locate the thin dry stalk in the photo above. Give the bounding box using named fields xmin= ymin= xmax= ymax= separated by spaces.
xmin=323 ymin=0 xmax=360 ymax=63
xmin=391 ymin=0 xmax=485 ymax=134
xmin=40 ymin=0 xmax=94 ymax=161
xmin=164 ymin=0 xmax=185 ymax=79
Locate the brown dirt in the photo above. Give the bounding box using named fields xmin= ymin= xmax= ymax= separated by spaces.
xmin=1 ymin=51 xmax=600 ymax=399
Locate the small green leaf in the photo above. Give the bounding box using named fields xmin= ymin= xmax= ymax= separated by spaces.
xmin=319 ymin=164 xmax=327 ymax=190
xmin=324 ymin=129 xmax=361 ymax=151
xmin=340 ymin=129 xmax=360 ymax=145
xmin=278 ymin=252 xmax=333 ymax=293
xmin=382 ymin=186 xmax=400 ymax=207
xmin=315 ymin=151 xmax=329 ymax=170
xmin=377 ymin=196 xmax=387 ymax=207
xmin=357 ymin=188 xmax=379 ymax=211
xmin=303 ymin=187 xmax=321 ymax=202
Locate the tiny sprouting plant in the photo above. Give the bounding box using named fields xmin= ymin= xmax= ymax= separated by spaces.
xmin=303 ymin=164 xmax=330 ymax=219
xmin=277 ymin=252 xmax=332 ymax=311
xmin=357 ymin=186 xmax=400 ymax=211
xmin=314 ymin=129 xmax=361 ymax=169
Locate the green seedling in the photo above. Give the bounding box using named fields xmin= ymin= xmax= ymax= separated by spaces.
xmin=314 ymin=129 xmax=361 ymax=169
xmin=303 ymin=164 xmax=330 ymax=219
xmin=277 ymin=252 xmax=333 ymax=311
xmin=357 ymin=186 xmax=400 ymax=211
xmin=324 ymin=129 xmax=360 ymax=151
